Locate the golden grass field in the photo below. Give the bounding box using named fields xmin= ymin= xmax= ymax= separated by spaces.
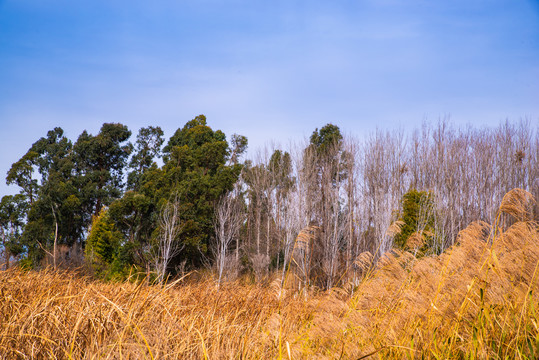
xmin=1 ymin=189 xmax=538 ymax=359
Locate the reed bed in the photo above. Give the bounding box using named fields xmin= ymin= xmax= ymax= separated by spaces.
xmin=1 ymin=189 xmax=538 ymax=359
xmin=0 ymin=269 xmax=310 ymax=359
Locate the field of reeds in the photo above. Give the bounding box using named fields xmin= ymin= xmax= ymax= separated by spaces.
xmin=1 ymin=188 xmax=538 ymax=359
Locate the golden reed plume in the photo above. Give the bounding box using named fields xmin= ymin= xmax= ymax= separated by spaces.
xmin=1 ymin=189 xmax=538 ymax=358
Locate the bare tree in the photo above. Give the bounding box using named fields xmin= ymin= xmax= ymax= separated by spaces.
xmin=244 ymin=149 xmax=271 ymax=256
xmin=279 ymin=189 xmax=301 ymax=284
xmin=240 ymin=120 xmax=538 ymax=288
xmin=213 ymin=186 xmax=245 ymax=286
xmin=317 ymin=140 xmax=347 ymax=289
xmin=281 ymin=141 xmax=314 ymax=287
xmin=342 ymin=137 xmax=359 ymax=275
xmin=290 ymin=224 xmax=319 ymax=290
xmin=358 ymin=129 xmax=408 ymax=258
xmin=153 ymin=195 xmax=184 ymax=283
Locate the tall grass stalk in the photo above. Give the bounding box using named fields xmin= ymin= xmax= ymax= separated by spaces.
xmin=0 ymin=188 xmax=537 ymax=359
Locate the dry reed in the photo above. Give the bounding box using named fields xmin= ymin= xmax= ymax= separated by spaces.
xmin=1 ymin=189 xmax=538 ymax=359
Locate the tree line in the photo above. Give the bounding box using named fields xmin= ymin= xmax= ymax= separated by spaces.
xmin=1 ymin=116 xmax=537 ymax=288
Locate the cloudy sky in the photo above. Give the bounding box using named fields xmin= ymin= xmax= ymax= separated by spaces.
xmin=1 ymin=0 xmax=538 ymax=195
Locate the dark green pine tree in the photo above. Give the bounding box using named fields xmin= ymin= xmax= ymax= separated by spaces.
xmin=147 ymin=115 xmax=246 ymax=269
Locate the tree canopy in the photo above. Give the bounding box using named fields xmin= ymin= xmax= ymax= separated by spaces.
xmin=3 ymin=119 xmax=538 ymax=289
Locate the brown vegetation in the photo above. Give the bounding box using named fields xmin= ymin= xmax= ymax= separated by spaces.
xmin=1 ymin=189 xmax=538 ymax=358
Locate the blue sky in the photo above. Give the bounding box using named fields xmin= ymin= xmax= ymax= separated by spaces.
xmin=1 ymin=0 xmax=538 ymax=195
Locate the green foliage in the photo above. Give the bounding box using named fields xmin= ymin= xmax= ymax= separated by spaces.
xmin=149 ymin=115 xmax=244 ymax=267
xmin=305 ymin=123 xmax=350 ymax=258
xmin=11 ymin=124 xmax=133 ymax=269
xmin=268 ymin=149 xmax=294 ymax=197
xmin=106 ymin=242 xmax=141 ymax=282
xmin=86 ymin=208 xmax=123 ymax=265
xmin=229 ymin=134 xmax=248 ymax=164
xmin=0 ymin=194 xmax=28 ymax=262
xmin=85 ymin=207 xmax=137 ymax=280
xmin=128 ymin=126 xmax=164 ymax=190
xmin=29 ymin=127 xmax=73 ymax=182
xmin=309 ymin=123 xmax=343 ymax=156
xmin=394 ymin=189 xmax=436 ymax=254
xmin=6 ymin=151 xmax=39 ymax=204
xmin=73 ymin=123 xmax=132 ymax=217
xmin=6 ymin=117 xmax=244 ymax=277
xmin=17 ymin=257 xmax=33 ymax=271
xmin=307 ymin=124 xmax=347 ymax=180
xmin=164 ymin=115 xmax=224 ymax=152
xmin=109 ymin=191 xmax=154 ymax=240
xmin=10 ymin=127 xmax=83 ymax=266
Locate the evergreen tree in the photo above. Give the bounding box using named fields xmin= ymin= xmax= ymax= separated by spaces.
xmin=85 ymin=207 xmax=124 ymax=278
xmin=154 ymin=115 xmax=245 ymax=268
xmin=394 ymin=189 xmax=436 ymax=255
xmin=0 ymin=194 xmax=28 ymax=269
xmin=72 ymin=123 xmax=132 ymax=218
xmin=128 ymin=126 xmax=164 ymax=190
xmin=8 ymin=128 xmax=80 ymax=266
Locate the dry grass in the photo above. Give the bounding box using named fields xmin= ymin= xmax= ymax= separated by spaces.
xmin=2 ymin=189 xmax=539 ymax=359
xmin=0 ymin=269 xmax=314 ymax=359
